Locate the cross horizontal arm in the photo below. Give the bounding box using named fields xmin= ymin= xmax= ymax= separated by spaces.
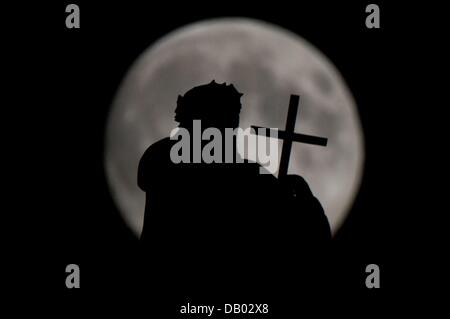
xmin=251 ymin=125 xmax=328 ymax=147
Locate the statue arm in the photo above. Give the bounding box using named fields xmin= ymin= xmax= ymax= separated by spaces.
xmin=280 ymin=174 xmax=332 ymax=242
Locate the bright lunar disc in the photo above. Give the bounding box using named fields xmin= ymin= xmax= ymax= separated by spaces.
xmin=105 ymin=18 xmax=364 ymax=236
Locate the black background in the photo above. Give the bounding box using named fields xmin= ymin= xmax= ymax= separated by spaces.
xmin=5 ymin=0 xmax=435 ymax=314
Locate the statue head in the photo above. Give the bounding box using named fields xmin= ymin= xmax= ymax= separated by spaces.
xmin=174 ymin=80 xmax=243 ymax=129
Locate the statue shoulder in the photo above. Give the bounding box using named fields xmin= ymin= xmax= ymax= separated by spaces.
xmin=138 ymin=137 xmax=175 ymax=190
xmin=140 ymin=137 xmax=174 ymax=161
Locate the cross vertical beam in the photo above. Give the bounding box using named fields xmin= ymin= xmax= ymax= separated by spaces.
xmin=278 ymin=94 xmax=300 ymax=178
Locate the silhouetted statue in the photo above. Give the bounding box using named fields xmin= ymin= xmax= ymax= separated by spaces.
xmin=137 ymin=81 xmax=331 ymax=283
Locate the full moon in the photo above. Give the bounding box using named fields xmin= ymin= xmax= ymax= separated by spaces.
xmin=105 ymin=18 xmax=364 ymax=236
